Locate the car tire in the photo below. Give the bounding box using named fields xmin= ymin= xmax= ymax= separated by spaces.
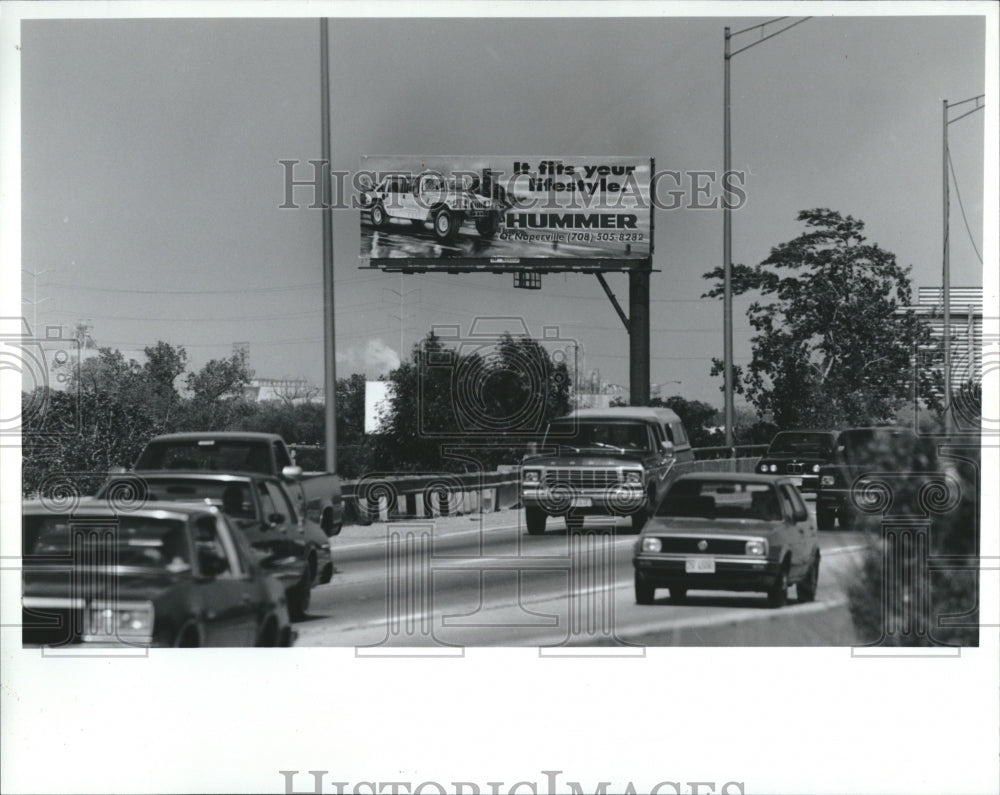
xmin=635 ymin=572 xmax=655 ymax=605
xmin=256 ymin=617 xmax=279 ymax=647
xmin=526 ymin=507 xmax=547 ymax=535
xmin=433 ymin=208 xmax=460 ymax=241
xmin=668 ymin=587 xmax=687 ymax=603
xmin=817 ymin=505 xmax=835 ymax=531
xmin=288 ymin=570 xmax=312 ymax=622
xmin=370 ymin=203 xmax=388 ymax=229
xmin=767 ymin=566 xmax=789 ymax=608
xmin=565 ymin=514 xmax=585 ymax=532
xmin=475 ymin=215 xmax=499 ymax=238
xmin=797 ymin=555 xmax=820 ymax=603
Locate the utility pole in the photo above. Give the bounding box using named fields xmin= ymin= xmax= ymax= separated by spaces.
xmin=942 ymin=94 xmax=984 ymax=433
xmin=320 ymin=18 xmax=337 ymax=472
xmin=722 ymin=17 xmax=810 ymax=450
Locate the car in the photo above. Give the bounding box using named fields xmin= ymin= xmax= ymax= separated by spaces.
xmin=520 ymin=407 xmax=694 ymax=535
xmin=632 ymin=472 xmax=820 ymax=608
xmin=361 ymin=172 xmax=504 ymax=242
xmin=98 ymin=472 xmax=332 ymax=620
xmin=755 ymin=430 xmax=838 ymax=492
xmin=816 ymin=426 xmax=955 ymax=531
xmin=21 ymin=501 xmax=294 ymax=647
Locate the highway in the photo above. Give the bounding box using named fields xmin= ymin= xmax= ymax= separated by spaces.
xmin=297 ymin=503 xmax=870 ymax=648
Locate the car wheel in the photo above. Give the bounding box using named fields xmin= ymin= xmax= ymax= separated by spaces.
xmin=256 ymin=617 xmax=279 ymax=647
xmin=565 ymin=514 xmax=585 ymax=532
xmin=797 ymin=555 xmax=820 ymax=603
xmin=288 ymin=570 xmax=312 ymax=622
xmin=433 ymin=208 xmax=460 ymax=241
xmin=635 ymin=572 xmax=655 ymax=605
xmin=370 ymin=202 xmax=388 ymax=229
xmin=525 ymin=507 xmax=547 ymax=535
xmin=817 ymin=505 xmax=835 ymax=531
xmin=668 ymin=587 xmax=687 ymax=603
xmin=475 ymin=215 xmax=499 ymax=238
xmin=767 ymin=566 xmax=789 ymax=608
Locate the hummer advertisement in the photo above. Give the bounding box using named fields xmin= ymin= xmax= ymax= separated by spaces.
xmin=359 ymin=155 xmax=653 ymax=270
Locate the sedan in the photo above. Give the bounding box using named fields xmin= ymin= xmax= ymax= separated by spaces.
xmin=98 ymin=472 xmax=333 ymax=620
xmin=22 ymin=502 xmax=293 ymax=647
xmin=632 ymin=473 xmax=819 ymax=608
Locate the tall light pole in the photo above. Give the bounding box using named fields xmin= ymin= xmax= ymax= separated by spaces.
xmin=942 ymin=94 xmax=984 ymax=433
xmin=723 ymin=17 xmax=809 ymax=450
xmin=320 ymin=18 xmax=337 ymax=472
xmin=21 ymin=268 xmax=51 ymax=335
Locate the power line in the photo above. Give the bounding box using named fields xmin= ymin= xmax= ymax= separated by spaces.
xmin=44 ymin=281 xmax=323 ymax=295
xmin=947 ymin=149 xmax=983 ymax=264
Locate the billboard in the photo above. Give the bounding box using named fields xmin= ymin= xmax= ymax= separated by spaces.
xmin=359 ymin=156 xmax=653 ymax=272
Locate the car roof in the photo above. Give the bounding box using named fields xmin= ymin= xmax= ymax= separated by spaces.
xmin=771 ymin=429 xmax=838 ymax=437
xmin=22 ymin=499 xmax=222 ymax=522
xmin=557 ymin=407 xmax=681 ymax=423
xmin=121 ymin=471 xmax=259 ymax=483
xmin=144 ymin=432 xmax=282 ymax=443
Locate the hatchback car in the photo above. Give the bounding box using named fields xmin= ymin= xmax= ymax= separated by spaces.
xmin=632 ymin=473 xmax=820 ymax=608
xmin=22 ymin=502 xmax=293 ymax=647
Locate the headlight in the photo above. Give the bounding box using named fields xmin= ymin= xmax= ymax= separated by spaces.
xmin=745 ymin=540 xmax=768 ymax=556
xmin=522 ymin=470 xmax=540 ymax=484
xmin=821 ymin=475 xmax=835 ymax=487
xmin=812 ymin=464 xmax=820 ymax=473
xmin=641 ymin=537 xmax=662 ymax=553
xmin=758 ymin=463 xmax=769 ymax=473
xmin=769 ymin=464 xmax=778 ymax=473
xmin=624 ymin=471 xmax=642 ymax=485
xmin=85 ymin=602 xmax=155 ymax=642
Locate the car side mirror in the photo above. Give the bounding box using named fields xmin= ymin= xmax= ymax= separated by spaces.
xmin=198 ymin=549 xmax=229 ymax=577
xmin=660 ymin=440 xmax=675 ymax=458
xmin=525 ymin=441 xmax=538 ymax=456
xmin=793 ymin=507 xmax=808 ymax=523
xmin=282 ymin=465 xmax=303 ymax=481
xmin=268 ymin=512 xmax=285 ymax=526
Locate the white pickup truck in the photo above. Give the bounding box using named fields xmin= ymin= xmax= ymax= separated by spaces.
xmin=362 ymin=172 xmax=503 ymax=242
xmin=132 ymin=432 xmax=343 ymax=536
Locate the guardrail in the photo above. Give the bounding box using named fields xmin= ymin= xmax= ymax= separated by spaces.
xmin=338 ymin=447 xmax=766 ymax=524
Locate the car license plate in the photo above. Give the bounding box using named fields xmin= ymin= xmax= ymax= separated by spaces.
xmin=790 ymin=477 xmax=803 ymax=487
xmin=685 ymin=557 xmax=715 ymax=573
xmin=571 ymin=497 xmax=592 ymax=508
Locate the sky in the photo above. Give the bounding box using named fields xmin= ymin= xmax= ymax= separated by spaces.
xmin=13 ymin=11 xmax=989 ymax=405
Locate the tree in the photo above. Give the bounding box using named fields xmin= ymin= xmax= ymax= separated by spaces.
xmin=182 ymin=349 xmax=254 ymax=430
xmin=703 ymin=209 xmax=941 ymax=428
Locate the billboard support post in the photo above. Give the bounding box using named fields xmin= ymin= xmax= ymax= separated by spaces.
xmin=320 ymin=18 xmax=337 ymax=473
xmin=629 ymin=268 xmax=651 ymax=406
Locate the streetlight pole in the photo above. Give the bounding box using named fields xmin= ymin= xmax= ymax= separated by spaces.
xmin=722 ymin=17 xmax=809 ymax=450
xmin=320 ymin=18 xmax=337 ymax=473
xmin=942 ymin=94 xmax=984 ymax=433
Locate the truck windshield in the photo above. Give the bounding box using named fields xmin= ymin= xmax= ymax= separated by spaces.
xmin=544 ymin=420 xmax=651 ymax=452
xmin=135 ymin=440 xmax=271 ymax=475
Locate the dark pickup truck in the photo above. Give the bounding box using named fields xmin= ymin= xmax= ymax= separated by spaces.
xmin=133 ymin=432 xmax=343 ymax=537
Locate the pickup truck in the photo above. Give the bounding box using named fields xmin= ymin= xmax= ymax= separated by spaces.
xmin=132 ymin=432 xmax=343 ymax=537
xmin=520 ymin=407 xmax=695 ymax=535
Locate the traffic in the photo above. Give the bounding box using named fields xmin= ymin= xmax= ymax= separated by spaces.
xmin=20 ymin=411 xmax=955 ymax=647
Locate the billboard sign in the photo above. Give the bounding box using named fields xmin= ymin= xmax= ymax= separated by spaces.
xmin=359 ymin=156 xmax=653 ymax=272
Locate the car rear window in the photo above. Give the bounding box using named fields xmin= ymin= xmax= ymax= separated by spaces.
xmin=102 ymin=478 xmax=256 ymax=521
xmin=24 ymin=515 xmax=190 ymax=572
xmin=656 ymin=480 xmax=781 ymax=521
xmin=767 ymin=432 xmax=834 ymax=455
xmin=136 ymin=440 xmax=271 ymax=474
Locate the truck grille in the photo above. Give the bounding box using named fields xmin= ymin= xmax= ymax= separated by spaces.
xmin=543 ymin=469 xmax=620 ymax=489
